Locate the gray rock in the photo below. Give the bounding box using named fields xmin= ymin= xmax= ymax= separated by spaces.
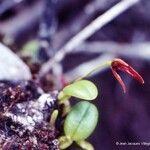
xmin=0 ymin=43 xmax=31 ymax=80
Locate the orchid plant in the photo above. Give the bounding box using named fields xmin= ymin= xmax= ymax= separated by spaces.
xmin=50 ymin=58 xmax=144 ymax=150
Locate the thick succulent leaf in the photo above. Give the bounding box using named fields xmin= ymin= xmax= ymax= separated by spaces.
xmin=64 ymin=101 xmax=99 ymax=141
xmin=63 ymin=80 xmax=98 ymax=100
xmin=0 ymin=43 xmax=31 ymax=80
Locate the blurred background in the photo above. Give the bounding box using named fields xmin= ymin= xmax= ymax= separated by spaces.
xmin=0 ymin=0 xmax=149 ymax=150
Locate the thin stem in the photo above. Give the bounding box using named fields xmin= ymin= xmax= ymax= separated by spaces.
xmin=58 ymin=91 xmax=71 ymax=116
xmin=61 ymin=100 xmax=71 ymax=117
xmin=40 ymin=0 xmax=140 ymax=75
xmin=64 ymin=54 xmax=115 ymax=82
xmin=76 ymin=61 xmax=112 ymax=81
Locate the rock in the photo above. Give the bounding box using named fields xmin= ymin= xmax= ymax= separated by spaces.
xmin=0 ymin=43 xmax=31 ymax=80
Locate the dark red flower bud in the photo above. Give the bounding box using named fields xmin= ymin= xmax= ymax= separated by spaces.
xmin=111 ymin=58 xmax=144 ymax=93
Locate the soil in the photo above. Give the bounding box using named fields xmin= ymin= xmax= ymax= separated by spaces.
xmin=0 ymin=80 xmax=60 ymax=150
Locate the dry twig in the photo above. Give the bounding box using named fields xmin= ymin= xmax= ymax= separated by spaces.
xmin=40 ymin=0 xmax=140 ymax=75
xmin=74 ymin=41 xmax=150 ymax=60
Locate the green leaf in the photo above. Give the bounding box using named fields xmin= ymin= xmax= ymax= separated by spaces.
xmin=64 ymin=101 xmax=99 ymax=141
xmin=76 ymin=140 xmax=94 ymax=150
xmin=21 ymin=40 xmax=39 ymax=57
xmin=62 ymin=80 xmax=98 ymax=101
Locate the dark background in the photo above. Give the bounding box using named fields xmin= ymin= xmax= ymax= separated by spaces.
xmin=0 ymin=0 xmax=149 ymax=150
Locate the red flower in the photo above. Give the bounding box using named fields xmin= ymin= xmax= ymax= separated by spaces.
xmin=111 ymin=58 xmax=144 ymax=93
